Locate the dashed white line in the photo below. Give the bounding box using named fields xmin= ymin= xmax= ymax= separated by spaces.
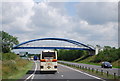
xmin=61 ymin=75 xmax=64 ymax=77
xmin=59 ymin=64 xmax=106 ymax=81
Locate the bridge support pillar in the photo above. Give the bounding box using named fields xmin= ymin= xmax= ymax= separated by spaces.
xmin=95 ymin=47 xmax=99 ymax=55
xmin=95 ymin=45 xmax=102 ymax=55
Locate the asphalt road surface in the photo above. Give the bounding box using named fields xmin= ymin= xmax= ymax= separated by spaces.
xmin=58 ymin=61 xmax=119 ymax=76
xmin=19 ymin=61 xmax=112 ymax=81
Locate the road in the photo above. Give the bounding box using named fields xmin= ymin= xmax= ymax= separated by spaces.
xmin=18 ymin=61 xmax=112 ymax=81
xmin=58 ymin=61 xmax=119 ymax=76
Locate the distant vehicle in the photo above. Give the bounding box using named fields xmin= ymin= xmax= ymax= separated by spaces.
xmin=40 ymin=50 xmax=57 ymax=72
xmin=30 ymin=56 xmax=34 ymax=60
xmin=19 ymin=52 xmax=28 ymax=57
xmin=101 ymin=62 xmax=112 ymax=68
xmin=34 ymin=56 xmax=38 ymax=60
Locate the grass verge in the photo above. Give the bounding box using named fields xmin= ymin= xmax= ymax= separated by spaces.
xmin=9 ymin=61 xmax=33 ymax=79
xmin=59 ymin=55 xmax=120 ymax=68
xmin=2 ymin=60 xmax=33 ymax=80
xmin=2 ymin=53 xmax=34 ymax=81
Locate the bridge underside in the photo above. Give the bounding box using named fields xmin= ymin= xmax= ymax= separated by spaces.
xmin=13 ymin=47 xmax=93 ymax=50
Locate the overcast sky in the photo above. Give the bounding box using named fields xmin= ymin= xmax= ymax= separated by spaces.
xmin=2 ymin=0 xmax=118 ymax=53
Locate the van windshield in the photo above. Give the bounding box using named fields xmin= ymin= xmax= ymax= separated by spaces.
xmin=42 ymin=52 xmax=56 ymax=59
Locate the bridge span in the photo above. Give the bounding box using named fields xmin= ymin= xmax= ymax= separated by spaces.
xmin=13 ymin=38 xmax=100 ymax=55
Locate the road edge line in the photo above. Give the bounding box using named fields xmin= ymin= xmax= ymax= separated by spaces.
xmin=59 ymin=64 xmax=106 ymax=81
xmin=24 ymin=61 xmax=37 ymax=81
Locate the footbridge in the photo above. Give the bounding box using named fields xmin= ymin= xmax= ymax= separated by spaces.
xmin=13 ymin=38 xmax=98 ymax=55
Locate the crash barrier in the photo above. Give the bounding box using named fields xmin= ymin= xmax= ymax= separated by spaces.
xmin=58 ymin=61 xmax=119 ymax=79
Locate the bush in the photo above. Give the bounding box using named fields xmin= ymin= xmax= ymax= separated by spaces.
xmin=2 ymin=53 xmax=19 ymax=61
xmin=93 ymin=48 xmax=120 ymax=63
xmin=2 ymin=53 xmax=30 ymax=79
xmin=58 ymin=49 xmax=87 ymax=61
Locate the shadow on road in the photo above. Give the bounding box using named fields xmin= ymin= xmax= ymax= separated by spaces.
xmin=26 ymin=70 xmax=56 ymax=74
xmin=26 ymin=70 xmax=40 ymax=74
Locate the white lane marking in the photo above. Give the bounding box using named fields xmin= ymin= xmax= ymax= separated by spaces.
xmin=59 ymin=64 xmax=106 ymax=81
xmin=25 ymin=74 xmax=34 ymax=80
xmin=24 ymin=61 xmax=37 ymax=81
xmin=31 ymin=61 xmax=37 ymax=79
xmin=31 ymin=74 xmax=35 ymax=80
xmin=61 ymin=75 xmax=64 ymax=77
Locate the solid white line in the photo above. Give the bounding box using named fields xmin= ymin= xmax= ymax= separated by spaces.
xmin=31 ymin=74 xmax=35 ymax=80
xmin=24 ymin=61 xmax=37 ymax=81
xmin=59 ymin=64 xmax=106 ymax=81
xmin=25 ymin=74 xmax=34 ymax=80
xmin=31 ymin=61 xmax=37 ymax=80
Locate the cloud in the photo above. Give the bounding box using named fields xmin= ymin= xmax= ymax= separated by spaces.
xmin=77 ymin=21 xmax=118 ymax=41
xmin=2 ymin=2 xmax=38 ymax=46
xmin=2 ymin=1 xmax=34 ymax=36
xmin=2 ymin=1 xmax=118 ymax=48
xmin=76 ymin=2 xmax=118 ymax=24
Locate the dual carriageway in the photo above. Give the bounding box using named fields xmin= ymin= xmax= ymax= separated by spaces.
xmin=13 ymin=38 xmax=119 ymax=81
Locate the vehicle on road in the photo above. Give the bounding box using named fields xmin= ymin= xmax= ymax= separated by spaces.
xmin=30 ymin=56 xmax=34 ymax=60
xmin=101 ymin=62 xmax=112 ymax=68
xmin=34 ymin=56 xmax=38 ymax=60
xmin=40 ymin=50 xmax=57 ymax=72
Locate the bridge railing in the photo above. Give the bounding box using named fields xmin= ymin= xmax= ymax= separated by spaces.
xmin=19 ymin=45 xmax=88 ymax=48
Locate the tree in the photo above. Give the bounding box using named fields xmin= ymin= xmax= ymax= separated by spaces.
xmin=58 ymin=49 xmax=86 ymax=61
xmin=0 ymin=31 xmax=19 ymax=53
xmin=104 ymin=46 xmax=112 ymax=50
xmin=94 ymin=47 xmax=120 ymax=63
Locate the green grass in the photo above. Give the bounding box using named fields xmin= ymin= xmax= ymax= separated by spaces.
xmin=2 ymin=60 xmax=33 ymax=80
xmin=0 ymin=60 xmax=2 ymax=81
xmin=74 ymin=55 xmax=86 ymax=62
xmin=8 ymin=61 xmax=33 ymax=79
xmin=59 ymin=57 xmax=120 ymax=69
xmin=61 ymin=55 xmax=120 ymax=68
xmin=111 ymin=59 xmax=120 ymax=68
xmin=77 ymin=55 xmax=96 ymax=62
xmin=2 ymin=53 xmax=34 ymax=80
xmin=77 ymin=56 xmax=120 ymax=68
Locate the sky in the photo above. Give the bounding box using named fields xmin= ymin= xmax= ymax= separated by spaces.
xmin=1 ymin=0 xmax=119 ymax=53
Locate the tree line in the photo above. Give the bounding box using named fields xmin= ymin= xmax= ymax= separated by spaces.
xmin=57 ymin=49 xmax=89 ymax=61
xmin=93 ymin=47 xmax=120 ymax=63
xmin=57 ymin=46 xmax=120 ymax=63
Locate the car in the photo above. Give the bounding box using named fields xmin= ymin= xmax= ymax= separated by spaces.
xmin=101 ymin=62 xmax=112 ymax=68
xmin=34 ymin=56 xmax=38 ymax=60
